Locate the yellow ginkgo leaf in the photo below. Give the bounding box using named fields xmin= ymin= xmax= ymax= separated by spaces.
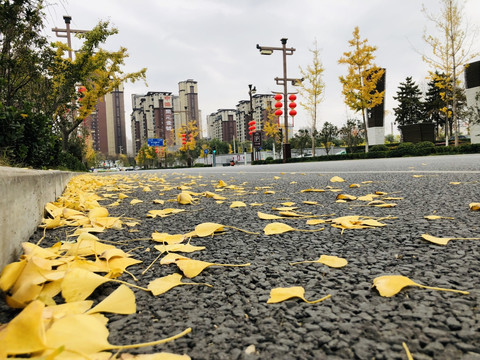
xmin=264 ymin=222 xmax=323 ymax=235
xmin=424 ymin=215 xmax=454 ymax=220
xmin=191 ymin=222 xmax=224 ymax=237
xmin=160 ymin=253 xmax=189 ymax=265
xmin=249 ymin=202 xmax=263 ymax=206
xmin=61 ymin=268 xmax=111 ymax=302
xmin=264 ymin=190 xmax=275 ymax=194
xmin=272 ymin=206 xmax=298 ymax=211
xmin=373 ymin=275 xmax=469 ymax=297
xmin=469 ymin=202 xmax=480 ymax=211
xmin=153 ymin=199 xmax=165 ymax=205
xmin=230 ymin=201 xmax=247 ymax=208
xmin=0 ymin=300 xmax=46 ymax=355
xmin=147 ymin=209 xmax=185 ymax=218
xmin=0 ymin=260 xmax=26 ymax=292
xmin=290 ymin=255 xmax=348 ymax=268
xmin=421 ymin=233 xmax=480 ymax=246
xmin=177 ymin=192 xmax=194 ymax=205
xmin=281 ymin=202 xmax=296 ymax=206
xmin=147 ymin=273 xmax=212 ymax=296
xmin=300 ymin=188 xmax=325 ymax=193
xmin=118 ymin=193 xmax=129 ymax=199
xmin=175 ymin=258 xmax=250 ymax=278
xmin=143 ymin=186 xmax=152 ymax=192
xmin=86 ymin=285 xmax=136 ymax=315
xmin=88 ymin=207 xmax=109 ymax=220
xmin=152 ymin=232 xmax=185 ymax=244
xmin=129 ymin=199 xmax=142 ymax=205
xmin=336 ymin=194 xmax=357 ymax=201
xmin=39 ymin=216 xmax=63 ymax=229
xmin=303 ymin=201 xmax=318 ymax=205
xmin=154 ymin=243 xmax=205 ymax=254
xmin=264 ymin=223 xmax=295 ymax=235
xmin=266 ymin=286 xmax=331 ymax=304
xmin=330 ymin=176 xmax=345 ymax=183
xmin=349 ymin=183 xmax=360 ymax=188
xmin=306 ymin=219 xmax=326 ymax=225
xmin=217 ymin=180 xmax=227 ymax=188
xmin=257 ymin=212 xmax=283 ymax=220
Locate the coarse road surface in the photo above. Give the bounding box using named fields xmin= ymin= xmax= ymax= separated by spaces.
xmin=1 ymin=154 xmax=480 ymax=359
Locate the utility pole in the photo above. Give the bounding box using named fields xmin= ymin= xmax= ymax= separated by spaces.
xmin=52 ymin=16 xmax=89 ymax=60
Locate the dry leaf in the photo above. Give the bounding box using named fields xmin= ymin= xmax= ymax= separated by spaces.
xmin=230 ymin=201 xmax=247 ymax=208
xmin=175 ymin=258 xmax=250 ymax=278
xmin=300 ymin=188 xmax=325 ymax=193
xmin=264 ymin=222 xmax=323 ymax=235
xmin=336 ymin=194 xmax=357 ymax=201
xmin=373 ymin=275 xmax=469 ymax=297
xmin=424 ymin=215 xmax=454 ymax=220
xmin=421 ymin=233 xmax=480 ymax=246
xmin=290 ymin=255 xmax=348 ymax=268
xmin=303 ymin=201 xmax=318 ymax=205
xmin=147 ymin=273 xmax=212 ymax=295
xmin=154 ymin=243 xmax=205 ymax=254
xmin=86 ymin=285 xmax=136 ymax=314
xmin=330 ymin=176 xmax=345 ymax=183
xmin=129 ymin=199 xmax=143 ymax=205
xmin=177 ymin=192 xmax=194 ymax=205
xmin=266 ymin=286 xmax=331 ymax=304
xmin=152 ymin=232 xmax=185 ymax=244
xmin=469 ymin=203 xmax=480 ymax=211
xmin=257 ymin=212 xmax=283 ymax=220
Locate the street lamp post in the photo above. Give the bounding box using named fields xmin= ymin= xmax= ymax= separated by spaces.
xmin=248 ymin=84 xmax=256 ymax=162
xmin=256 ymin=38 xmax=302 ymax=161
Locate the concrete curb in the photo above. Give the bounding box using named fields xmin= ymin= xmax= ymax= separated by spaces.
xmin=0 ymin=167 xmax=75 ymax=270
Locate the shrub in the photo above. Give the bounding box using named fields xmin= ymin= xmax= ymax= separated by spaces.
xmin=390 ymin=142 xmax=415 ymax=157
xmin=57 ymin=152 xmax=87 ymax=171
xmin=370 ymin=144 xmax=389 ymax=152
xmin=414 ymin=141 xmax=435 ymax=156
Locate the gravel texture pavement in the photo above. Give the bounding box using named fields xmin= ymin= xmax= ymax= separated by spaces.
xmin=1 ymin=155 xmax=480 ymax=359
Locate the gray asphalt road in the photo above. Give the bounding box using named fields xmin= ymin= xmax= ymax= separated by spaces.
xmin=2 ymin=154 xmax=479 ymax=359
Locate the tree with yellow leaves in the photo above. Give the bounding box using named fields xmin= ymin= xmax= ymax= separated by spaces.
xmin=338 ymin=27 xmax=385 ymax=153
xmin=298 ymin=39 xmax=325 ymax=156
xmin=262 ymin=105 xmax=280 ymax=159
xmin=422 ymin=0 xmax=479 ymax=146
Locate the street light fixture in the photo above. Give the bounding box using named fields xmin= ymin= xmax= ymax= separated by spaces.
xmin=256 ymin=38 xmax=302 ymax=161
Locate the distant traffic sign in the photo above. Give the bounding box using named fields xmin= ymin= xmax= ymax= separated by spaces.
xmin=204 ymin=149 xmax=209 ymax=154
xmin=147 ymin=138 xmax=164 ymax=147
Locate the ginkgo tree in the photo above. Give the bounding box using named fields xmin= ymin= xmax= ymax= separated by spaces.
xmin=422 ymin=0 xmax=479 ymax=146
xmin=262 ymin=105 xmax=280 ymax=159
xmin=338 ymin=27 xmax=385 ymax=153
xmin=49 ymin=21 xmax=147 ymax=152
xmin=299 ymin=39 xmax=325 ymax=156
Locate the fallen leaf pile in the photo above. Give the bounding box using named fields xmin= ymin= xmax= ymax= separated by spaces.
xmin=0 ymin=171 xmax=476 ymax=359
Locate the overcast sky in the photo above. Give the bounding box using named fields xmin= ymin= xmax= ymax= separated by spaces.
xmin=44 ymin=0 xmax=480 ymax=149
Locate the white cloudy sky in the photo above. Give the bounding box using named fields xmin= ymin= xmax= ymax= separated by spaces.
xmin=44 ymin=0 xmax=480 ymax=147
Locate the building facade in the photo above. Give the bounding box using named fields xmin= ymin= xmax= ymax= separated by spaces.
xmin=174 ymin=80 xmax=201 ymax=143
xmin=85 ymin=85 xmax=127 ymax=156
xmin=465 ymin=60 xmax=480 ymax=144
xmin=206 ymin=109 xmax=237 ymax=142
xmin=130 ymin=92 xmax=174 ymax=154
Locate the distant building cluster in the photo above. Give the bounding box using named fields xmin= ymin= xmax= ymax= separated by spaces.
xmin=85 ymin=78 xmax=300 ymax=157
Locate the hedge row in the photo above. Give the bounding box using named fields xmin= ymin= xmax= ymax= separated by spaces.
xmin=252 ymin=142 xmax=480 ymax=165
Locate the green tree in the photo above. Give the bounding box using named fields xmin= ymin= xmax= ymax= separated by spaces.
xmin=298 ymin=39 xmax=325 ymax=156
xmin=340 ymin=119 xmax=364 ymax=152
xmin=318 ymin=122 xmax=339 ymax=155
xmin=393 ymin=77 xmax=425 ymax=128
xmin=290 ymin=129 xmax=311 ymax=156
xmin=49 ymin=21 xmax=147 ymax=152
xmin=338 ymin=27 xmax=385 ymax=153
xmin=424 ymin=73 xmax=447 ymax=138
xmin=422 ymin=0 xmax=479 ymax=146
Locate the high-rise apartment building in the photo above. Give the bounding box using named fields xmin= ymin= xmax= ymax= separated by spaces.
xmin=131 ymin=80 xmax=200 ymax=154
xmin=85 ymin=85 xmax=127 ymax=156
xmin=465 ymin=60 xmax=480 ymax=144
xmin=206 ymin=109 xmax=237 ymax=142
xmin=130 ymin=92 xmax=174 ymax=154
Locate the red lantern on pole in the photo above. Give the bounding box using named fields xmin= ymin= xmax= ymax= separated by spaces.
xmin=248 ymin=120 xmax=256 ymax=134
xmin=181 ymin=133 xmax=186 ymax=145
xmin=289 ymin=102 xmax=297 ymax=109
xmin=289 ymin=109 xmax=297 ymax=116
xmin=288 ymin=94 xmax=297 ymax=101
xmin=274 ymin=94 xmax=282 ymax=101
xmin=275 ymin=109 xmax=283 ymax=116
